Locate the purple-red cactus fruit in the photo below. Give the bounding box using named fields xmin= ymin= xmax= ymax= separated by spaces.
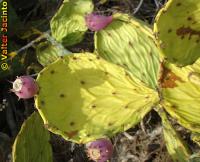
xmin=11 ymin=76 xmax=38 ymax=99
xmin=85 ymin=14 xmax=113 ymax=31
xmin=86 ymin=138 xmax=113 ymax=162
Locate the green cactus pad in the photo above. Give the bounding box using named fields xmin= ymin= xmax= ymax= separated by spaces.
xmin=50 ymin=0 xmax=93 ymax=46
xmin=12 ymin=112 xmax=53 ymax=162
xmin=161 ymin=59 xmax=200 ymax=132
xmin=36 ymin=41 xmax=71 ymax=66
xmin=95 ymin=13 xmax=161 ymax=90
xmin=158 ymin=108 xmax=190 ymax=162
xmin=154 ymin=0 xmax=200 ymax=66
xmin=35 ymin=53 xmax=159 ymax=143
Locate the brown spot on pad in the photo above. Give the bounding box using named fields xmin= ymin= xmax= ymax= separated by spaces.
xmin=125 ymin=72 xmax=129 ymax=76
xmin=112 ymin=92 xmax=117 ymax=95
xmin=176 ymin=2 xmax=181 ymax=6
xmin=168 ymin=29 xmax=172 ymax=33
xmin=104 ymin=71 xmax=109 ymax=75
xmin=50 ymin=70 xmax=55 ymax=74
xmin=96 ymin=56 xmax=100 ymax=60
xmin=65 ymin=130 xmax=78 ymax=138
xmin=187 ymin=17 xmax=192 ymax=21
xmin=107 ymin=32 xmax=112 ymax=37
xmin=160 ymin=67 xmax=184 ymax=88
xmin=60 ymin=94 xmax=65 ymax=98
xmin=128 ymin=41 xmax=134 ymax=48
xmin=80 ymin=80 xmax=85 ymax=85
xmin=171 ymin=105 xmax=178 ymax=109
xmin=41 ymin=100 xmax=45 ymax=105
xmin=70 ymin=122 xmax=75 ymax=126
xmin=108 ymin=122 xmax=113 ymax=126
xmin=72 ymin=57 xmax=77 ymax=60
xmin=176 ymin=26 xmax=200 ymax=39
xmin=123 ymin=63 xmax=127 ymax=67
xmin=125 ymin=105 xmax=129 ymax=109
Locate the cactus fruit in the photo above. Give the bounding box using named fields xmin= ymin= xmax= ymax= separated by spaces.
xmin=154 ymin=0 xmax=200 ymax=66
xmin=85 ymin=14 xmax=113 ymax=31
xmin=35 ymin=53 xmax=159 ymax=143
xmin=50 ymin=0 xmax=94 ymax=46
xmin=158 ymin=108 xmax=191 ymax=162
xmin=86 ymin=138 xmax=113 ymax=162
xmin=12 ymin=112 xmax=53 ymax=162
xmin=36 ymin=41 xmax=71 ymax=67
xmin=11 ymin=76 xmax=38 ymax=99
xmin=94 ymin=13 xmax=161 ymax=89
xmin=161 ymin=58 xmax=200 ymax=132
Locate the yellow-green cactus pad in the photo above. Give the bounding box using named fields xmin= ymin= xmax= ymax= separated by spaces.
xmin=159 ymin=109 xmax=190 ymax=162
xmin=36 ymin=41 xmax=71 ymax=66
xmin=95 ymin=13 xmax=161 ymax=90
xmin=35 ymin=53 xmax=159 ymax=143
xmin=12 ymin=112 xmax=53 ymax=162
xmin=154 ymin=0 xmax=200 ymax=66
xmin=161 ymin=58 xmax=200 ymax=132
xmin=50 ymin=0 xmax=93 ymax=46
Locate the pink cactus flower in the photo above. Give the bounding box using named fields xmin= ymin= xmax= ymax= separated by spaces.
xmin=86 ymin=138 xmax=113 ymax=162
xmin=85 ymin=13 xmax=113 ymax=31
xmin=11 ymin=76 xmax=39 ymax=99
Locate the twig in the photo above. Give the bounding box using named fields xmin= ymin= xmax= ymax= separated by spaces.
xmin=29 ymin=73 xmax=39 ymax=77
xmin=133 ymin=0 xmax=144 ymax=14
xmin=16 ymin=30 xmax=51 ymax=54
xmin=140 ymin=119 xmax=146 ymax=134
xmin=23 ymin=3 xmax=41 ymax=24
xmin=123 ymin=132 xmax=135 ymax=140
xmin=154 ymin=0 xmax=160 ymax=8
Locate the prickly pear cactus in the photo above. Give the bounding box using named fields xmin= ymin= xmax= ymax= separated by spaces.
xmin=35 ymin=53 xmax=159 ymax=143
xmin=95 ymin=13 xmax=162 ymax=90
xmin=161 ymin=58 xmax=200 ymax=132
xmin=50 ymin=0 xmax=93 ymax=46
xmin=36 ymin=41 xmax=71 ymax=66
xmin=158 ymin=108 xmax=191 ymax=162
xmin=154 ymin=0 xmax=200 ymax=66
xmin=12 ymin=112 xmax=53 ymax=162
